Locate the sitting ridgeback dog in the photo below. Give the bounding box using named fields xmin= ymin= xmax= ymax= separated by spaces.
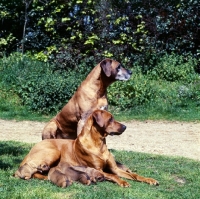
xmin=42 ymin=58 xmax=132 ymax=140
xmin=15 ymin=110 xmax=159 ymax=187
xmin=48 ymin=164 xmax=104 ymax=188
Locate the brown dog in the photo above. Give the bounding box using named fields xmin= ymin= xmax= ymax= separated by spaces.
xmin=48 ymin=164 xmax=104 ymax=188
xmin=42 ymin=58 xmax=132 ymax=140
xmin=15 ymin=110 xmax=159 ymax=187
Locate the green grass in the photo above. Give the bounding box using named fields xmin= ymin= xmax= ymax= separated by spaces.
xmin=0 ymin=141 xmax=199 ymax=199
xmin=111 ymin=102 xmax=200 ymax=122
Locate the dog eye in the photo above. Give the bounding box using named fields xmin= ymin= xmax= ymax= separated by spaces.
xmin=116 ymin=65 xmax=120 ymax=71
xmin=109 ymin=117 xmax=113 ymax=122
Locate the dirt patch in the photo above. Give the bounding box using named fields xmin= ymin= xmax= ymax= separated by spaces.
xmin=0 ymin=119 xmax=199 ymax=161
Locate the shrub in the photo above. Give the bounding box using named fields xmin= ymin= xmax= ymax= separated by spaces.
xmin=1 ymin=53 xmax=199 ymax=114
xmin=18 ymin=72 xmax=74 ymax=113
xmin=108 ymin=67 xmax=158 ymax=109
xmin=108 ymin=54 xmax=199 ymax=110
xmin=0 ymin=53 xmax=89 ymax=113
xmin=148 ymin=54 xmax=198 ymax=82
xmin=180 ymin=81 xmax=200 ymax=105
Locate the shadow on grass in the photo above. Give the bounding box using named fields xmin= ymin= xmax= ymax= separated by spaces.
xmin=0 ymin=141 xmax=31 ymax=170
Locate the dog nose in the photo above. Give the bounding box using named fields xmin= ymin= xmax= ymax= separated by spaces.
xmin=128 ymin=70 xmax=132 ymax=75
xmin=122 ymin=124 xmax=126 ymax=131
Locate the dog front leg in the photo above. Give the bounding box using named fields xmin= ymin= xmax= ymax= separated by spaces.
xmin=116 ymin=161 xmax=132 ymax=173
xmin=107 ymin=155 xmax=159 ymax=185
xmin=112 ymin=167 xmax=159 ymax=185
xmin=99 ymin=171 xmax=130 ymax=187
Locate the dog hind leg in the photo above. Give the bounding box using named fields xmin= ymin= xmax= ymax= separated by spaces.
xmin=14 ymin=163 xmax=37 ymax=180
xmin=42 ymin=120 xmax=58 ymax=139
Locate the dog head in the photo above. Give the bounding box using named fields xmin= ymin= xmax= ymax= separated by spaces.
xmin=92 ymin=110 xmax=126 ymax=137
xmin=100 ymin=58 xmax=132 ymax=81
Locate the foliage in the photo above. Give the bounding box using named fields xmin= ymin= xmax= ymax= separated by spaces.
xmin=0 ymin=87 xmax=48 ymax=121
xmin=149 ymin=53 xmax=198 ymax=82
xmin=0 ymin=0 xmax=199 ymax=70
xmin=0 ymin=141 xmax=200 ymax=199
xmin=108 ymin=54 xmax=199 ymax=110
xmin=0 ymin=53 xmax=199 ymax=115
xmin=108 ymin=67 xmax=157 ymax=109
xmin=0 ymin=53 xmax=94 ymax=114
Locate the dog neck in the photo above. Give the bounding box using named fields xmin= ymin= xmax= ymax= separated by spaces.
xmin=84 ymin=64 xmax=115 ymax=97
xmin=100 ymin=70 xmax=116 ymax=88
xmin=76 ymin=117 xmax=108 ymax=155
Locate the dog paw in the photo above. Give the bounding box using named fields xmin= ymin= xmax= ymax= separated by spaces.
xmin=86 ymin=180 xmax=92 ymax=185
xmin=96 ymin=175 xmax=105 ymax=182
xmin=119 ymin=180 xmax=130 ymax=187
xmin=146 ymin=178 xmax=159 ymax=186
xmin=14 ymin=167 xmax=32 ymax=180
xmin=66 ymin=179 xmax=73 ymax=187
xmin=13 ymin=171 xmax=20 ymax=178
xmin=37 ymin=164 xmax=50 ymax=172
xmin=59 ymin=179 xmax=72 ymax=188
xmin=24 ymin=176 xmax=32 ymax=180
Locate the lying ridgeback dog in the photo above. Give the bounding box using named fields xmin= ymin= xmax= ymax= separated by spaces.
xmin=15 ymin=110 xmax=159 ymax=187
xmin=42 ymin=58 xmax=132 ymax=140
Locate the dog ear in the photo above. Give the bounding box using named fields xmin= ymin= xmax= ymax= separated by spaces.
xmin=100 ymin=59 xmax=112 ymax=77
xmin=92 ymin=110 xmax=104 ymax=128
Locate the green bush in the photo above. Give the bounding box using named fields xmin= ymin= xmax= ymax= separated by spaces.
xmin=1 ymin=53 xmax=100 ymax=114
xmin=182 ymin=80 xmax=200 ymax=106
xmin=148 ymin=54 xmax=198 ymax=82
xmin=0 ymin=53 xmax=90 ymax=113
xmin=108 ymin=54 xmax=199 ymax=110
xmin=1 ymin=53 xmax=199 ymax=114
xmin=18 ymin=73 xmax=73 ymax=113
xmin=108 ymin=67 xmax=157 ymax=109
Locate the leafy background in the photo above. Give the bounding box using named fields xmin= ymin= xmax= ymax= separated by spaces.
xmin=0 ymin=0 xmax=199 ymax=69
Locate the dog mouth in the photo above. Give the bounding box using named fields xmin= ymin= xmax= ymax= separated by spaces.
xmin=108 ymin=124 xmax=126 ymax=136
xmin=123 ymin=74 xmax=131 ymax=81
xmin=109 ymin=132 xmax=123 ymax=136
xmin=115 ymin=73 xmax=132 ymax=81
